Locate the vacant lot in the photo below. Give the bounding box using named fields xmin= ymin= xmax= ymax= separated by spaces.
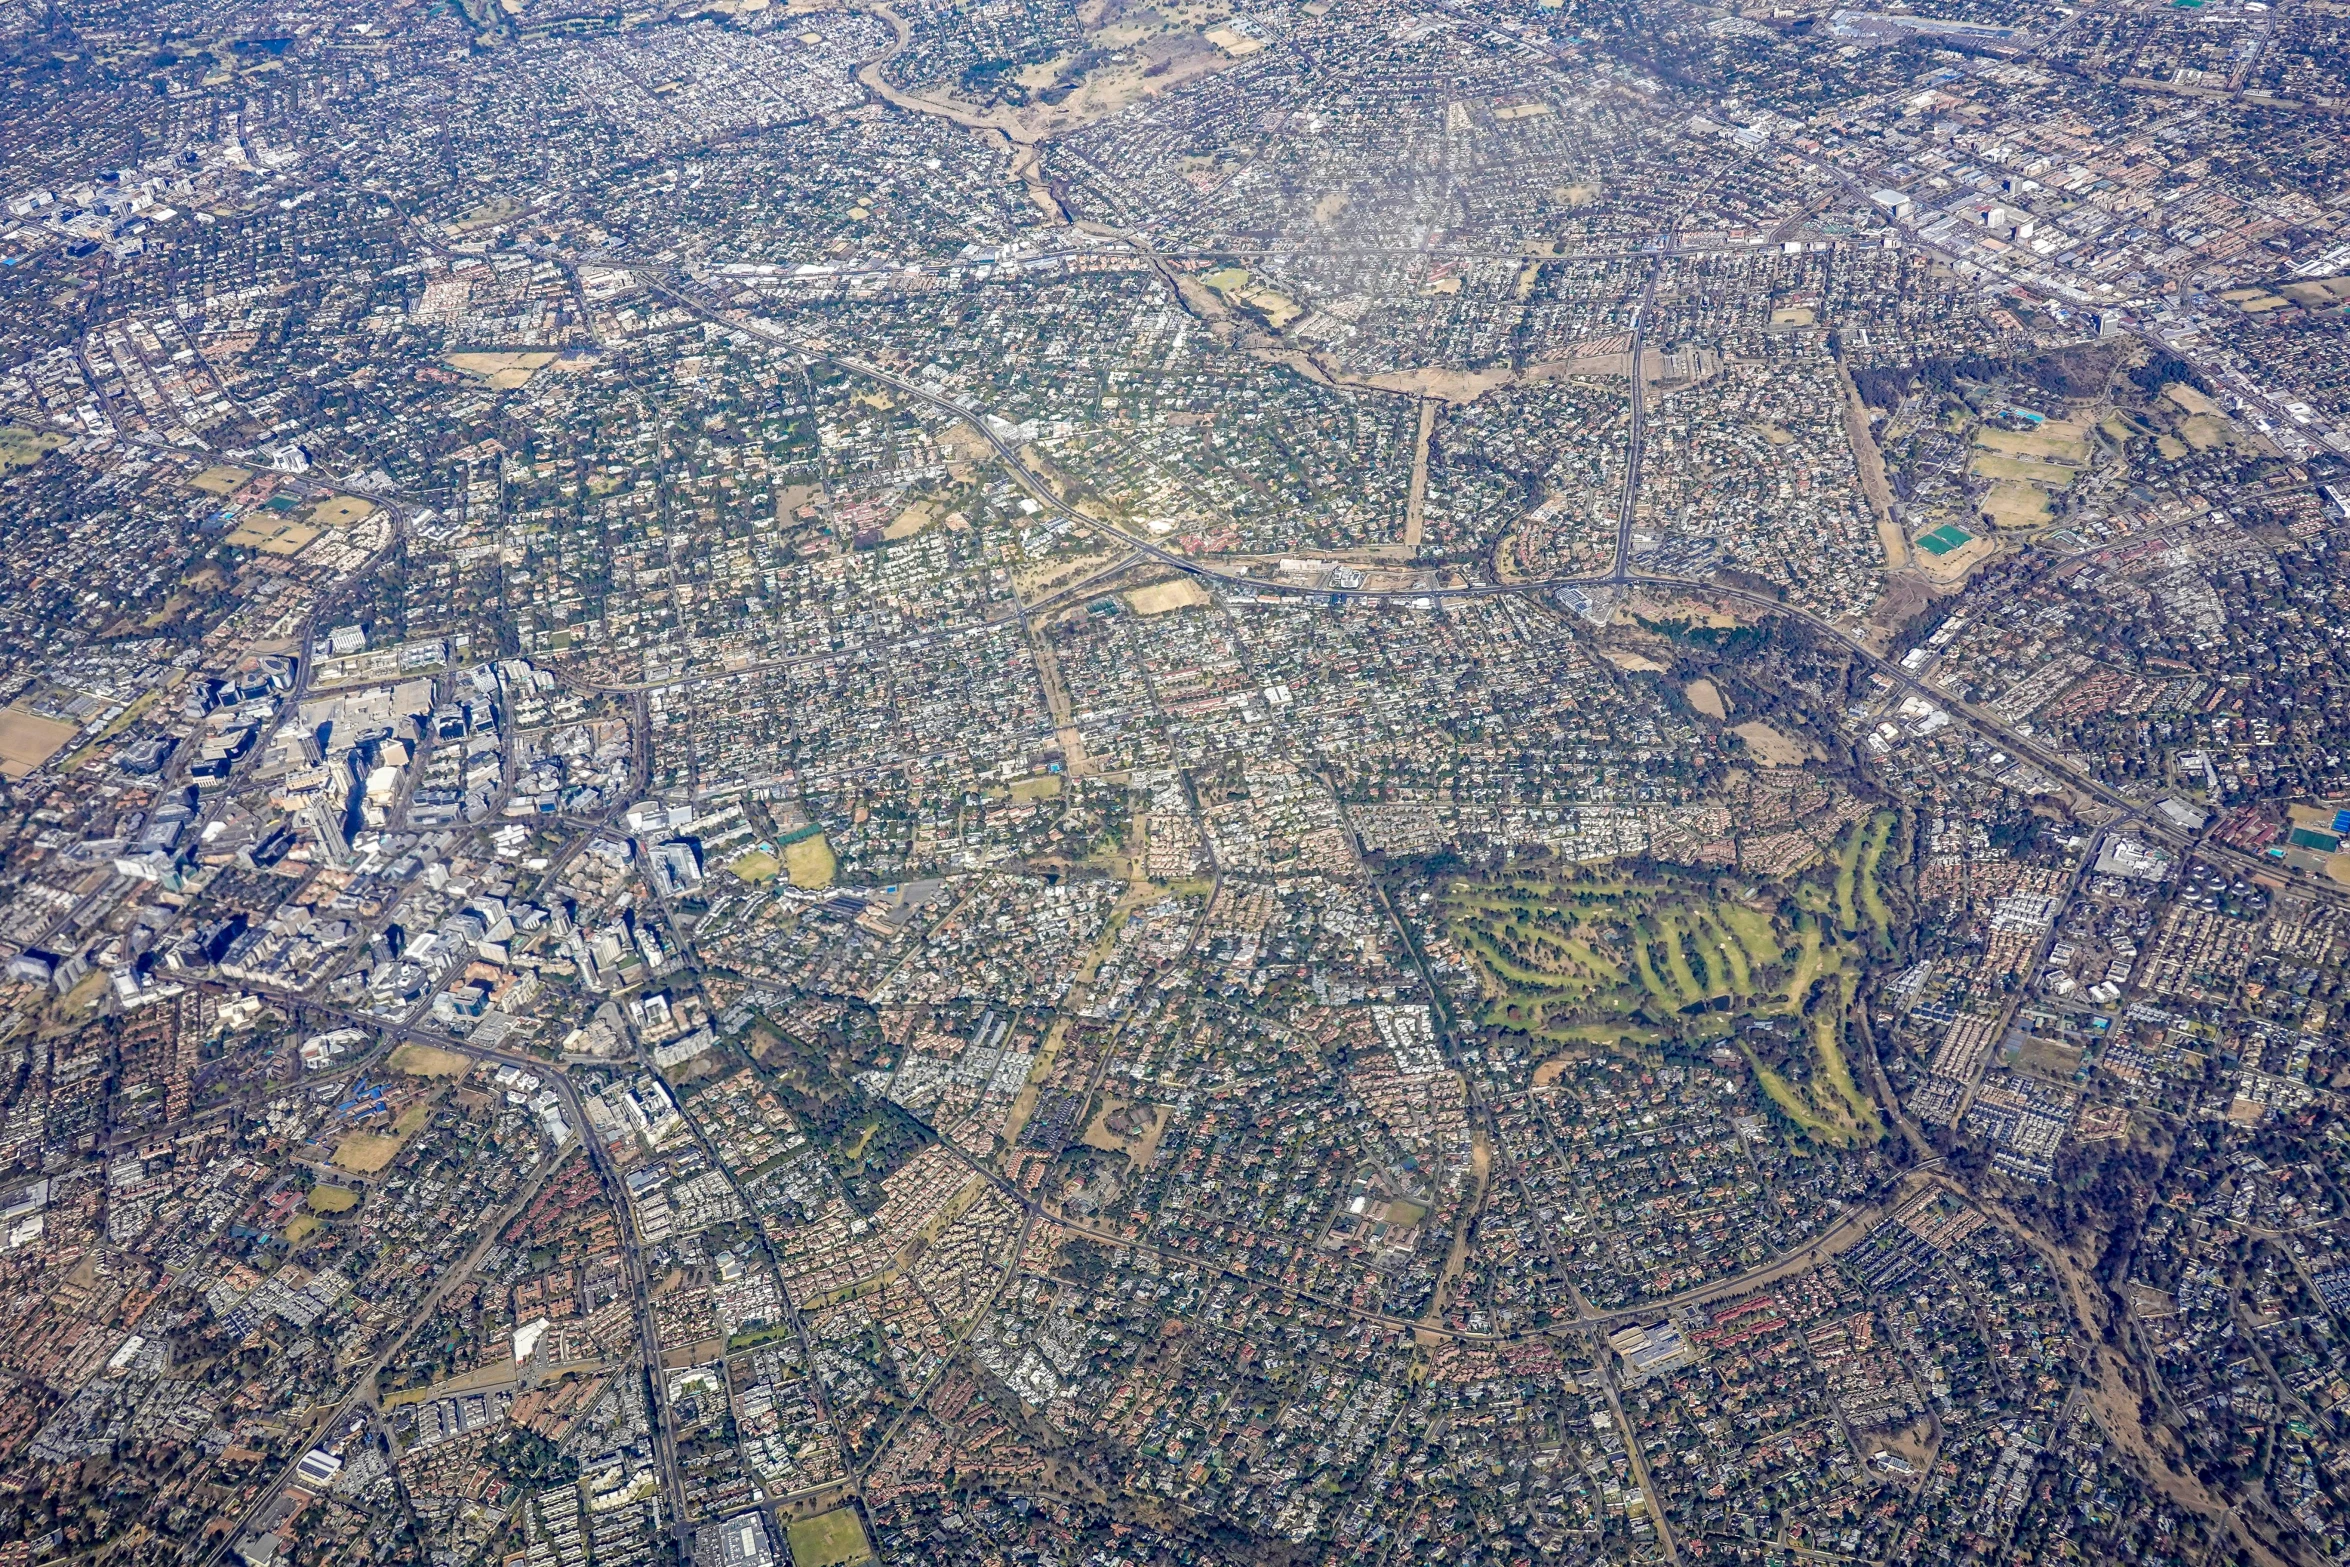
xmin=1127 ymin=578 xmax=1210 ymax=615
xmin=447 ymin=351 xmax=557 ymax=390
xmin=388 ymin=1043 xmax=470 ymax=1078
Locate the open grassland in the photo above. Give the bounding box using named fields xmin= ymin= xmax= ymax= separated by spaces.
xmin=1974 ymin=420 xmax=2090 ymax=463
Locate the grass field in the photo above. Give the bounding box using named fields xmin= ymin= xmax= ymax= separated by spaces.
xmin=786 ymin=1507 xmax=873 ymax=1567
xmin=333 ymin=1132 xmax=405 ymax=1173
xmin=785 ymin=833 xmax=837 ymax=889
xmin=1978 ymin=481 xmax=2051 ymax=530
xmin=2179 ymin=413 xmax=2238 ymax=452
xmin=189 ymin=464 xmax=252 ymax=495
xmin=1975 ymin=420 xmax=2089 ymax=463
xmin=1009 ymin=774 xmax=1063 ymax=802
xmin=307 ymin=1185 xmax=362 ymax=1213
xmin=2163 ymin=381 xmax=2221 ymax=417
xmin=1444 ymin=838 xmax=1898 ymax=1147
xmin=0 ymin=424 xmax=63 ymax=469
xmin=306 ymin=494 xmax=378 ymax=528
xmin=224 ymin=513 xmax=321 ymax=555
xmin=1970 ymin=452 xmax=2076 ymax=488
xmin=1732 ymin=720 xmax=1812 ymax=767
xmin=728 ymin=849 xmax=782 ymax=882
xmin=336 ymin=1095 xmax=437 ymax=1172
xmin=389 ymin=1043 xmax=470 ymax=1077
xmin=1198 ymin=266 xmax=1303 ymax=328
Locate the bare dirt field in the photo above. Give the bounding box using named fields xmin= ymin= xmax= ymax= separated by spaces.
xmin=1732 ymin=720 xmax=1815 ymax=766
xmin=1082 ymin=1097 xmax=1171 ymax=1167
xmin=1126 ymin=578 xmax=1210 ymax=615
xmin=447 ymin=351 xmax=557 ymax=391
xmin=389 ymin=1043 xmax=471 ymax=1078
xmin=0 ymin=708 xmax=80 ymax=779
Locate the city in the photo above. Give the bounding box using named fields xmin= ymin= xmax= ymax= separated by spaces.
xmin=0 ymin=0 xmax=2348 ymax=1564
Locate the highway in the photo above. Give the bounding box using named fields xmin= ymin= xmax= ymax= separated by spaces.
xmin=1608 ymin=258 xmax=1663 ymax=584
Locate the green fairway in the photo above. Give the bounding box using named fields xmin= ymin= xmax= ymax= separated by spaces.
xmin=1855 ymin=813 xmax=1895 ymax=949
xmin=1440 ymin=847 xmax=1898 ymax=1147
xmin=1829 ymin=811 xmax=1897 ymax=951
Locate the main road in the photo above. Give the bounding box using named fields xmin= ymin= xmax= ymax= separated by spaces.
xmin=1608 ymin=258 xmax=1663 ymax=583
xmin=591 ymin=259 xmax=2330 ymax=913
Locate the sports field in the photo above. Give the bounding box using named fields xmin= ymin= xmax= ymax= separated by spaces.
xmin=786 ymin=1508 xmax=872 ymax=1567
